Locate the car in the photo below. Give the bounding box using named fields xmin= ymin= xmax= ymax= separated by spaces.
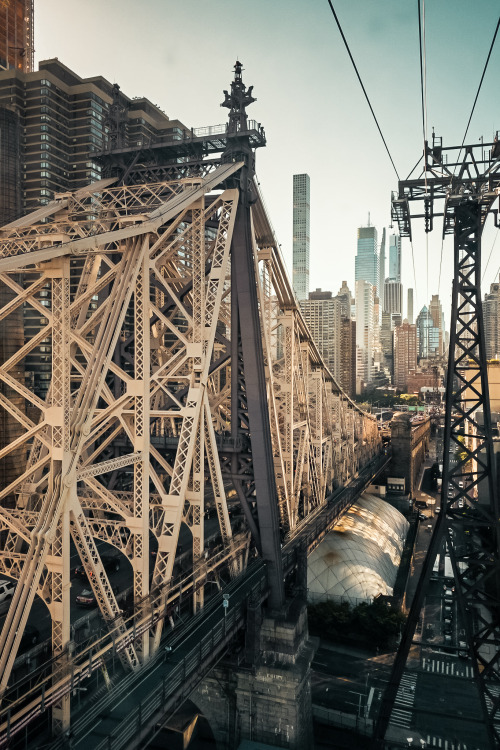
xmin=444 ymin=597 xmax=453 ymax=606
xmin=444 ymin=622 xmax=453 ymax=634
xmin=435 ymin=507 xmax=441 ymax=514
xmin=0 ymin=580 xmax=15 ymax=604
xmin=444 ymin=606 xmax=453 ymax=619
xmin=76 ymin=584 xmax=119 ymax=608
xmin=444 ymin=586 xmax=455 ymax=596
xmin=418 ymin=513 xmax=427 ymax=521
xmin=73 ymin=554 xmax=120 ymax=580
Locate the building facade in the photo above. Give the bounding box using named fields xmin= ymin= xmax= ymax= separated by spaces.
xmin=484 ymin=277 xmax=500 ymax=360
xmin=0 ymin=0 xmax=33 ymax=74
xmin=355 ymin=225 xmax=379 ymax=293
xmin=416 ymin=305 xmax=440 ymax=359
xmin=383 ymin=279 xmax=403 ymax=316
xmin=407 ymin=288 xmax=414 ymax=325
xmin=379 ymin=227 xmax=386 ymax=298
xmin=292 ymin=173 xmax=310 ymax=301
xmin=388 ymin=233 xmax=401 ymax=282
xmin=0 ymin=57 xmax=187 ymax=398
xmin=340 ymin=317 xmax=356 ymax=397
xmin=428 ymin=294 xmax=445 ymax=356
xmin=394 ymin=321 xmax=417 ymax=390
xmin=355 ymin=280 xmax=374 ymax=393
xmin=301 ymin=289 xmax=341 ymax=381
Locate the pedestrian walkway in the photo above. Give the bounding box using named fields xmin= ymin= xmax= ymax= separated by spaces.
xmin=389 ymin=672 xmax=417 ymax=728
xmin=422 ymin=656 xmax=473 ymax=679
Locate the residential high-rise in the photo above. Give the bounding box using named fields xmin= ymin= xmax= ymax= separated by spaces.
xmin=484 ymin=277 xmax=500 ymax=359
xmin=336 ymin=280 xmax=354 ymax=318
xmin=388 ymin=233 xmax=402 ymax=281
xmin=0 ymin=57 xmax=188 ymax=397
xmin=355 ymin=280 xmax=374 ymax=393
xmin=379 ymin=227 xmax=386 ymax=297
xmin=301 ymin=289 xmax=340 ymax=381
xmin=292 ymin=173 xmax=310 ymax=301
xmin=355 ymin=225 xmax=379 ymax=294
xmin=340 ymin=317 xmax=356 ymax=397
xmin=383 ymin=279 xmax=403 ymax=316
xmin=407 ymin=288 xmax=414 ymax=325
xmin=0 ymin=0 xmax=34 ymax=74
xmin=394 ymin=321 xmax=417 ymax=390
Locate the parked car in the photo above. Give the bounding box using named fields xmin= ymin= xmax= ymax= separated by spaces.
xmin=0 ymin=580 xmax=15 ymax=604
xmin=73 ymin=555 xmax=120 ymax=581
xmin=418 ymin=513 xmax=427 ymax=521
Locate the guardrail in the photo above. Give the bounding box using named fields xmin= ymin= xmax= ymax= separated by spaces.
xmin=0 ymin=450 xmax=389 ymax=748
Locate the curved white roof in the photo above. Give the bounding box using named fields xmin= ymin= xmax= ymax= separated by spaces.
xmin=307 ymin=493 xmax=409 ymax=605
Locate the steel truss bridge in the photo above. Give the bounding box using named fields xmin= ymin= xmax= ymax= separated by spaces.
xmin=0 ymin=63 xmax=382 ymax=746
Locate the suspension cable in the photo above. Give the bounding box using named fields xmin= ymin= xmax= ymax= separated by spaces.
xmin=482 ymin=230 xmax=499 ymax=284
xmin=326 ymin=0 xmax=400 ymax=180
xmin=454 ymin=15 xmax=500 ymax=174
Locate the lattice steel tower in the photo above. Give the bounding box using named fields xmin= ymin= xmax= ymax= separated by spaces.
xmin=374 ymin=134 xmax=500 ymax=749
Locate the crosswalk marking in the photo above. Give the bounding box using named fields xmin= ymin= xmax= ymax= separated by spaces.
xmin=422 ymin=656 xmax=473 ymax=678
xmin=389 ymin=672 xmax=417 ymax=728
xmin=426 ymin=735 xmax=471 ymax=748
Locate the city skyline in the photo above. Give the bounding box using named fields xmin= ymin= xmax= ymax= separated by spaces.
xmin=34 ymin=0 xmax=500 ymax=327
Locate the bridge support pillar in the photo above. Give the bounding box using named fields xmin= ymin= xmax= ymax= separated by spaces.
xmin=235 ymin=601 xmax=316 ymax=749
xmin=194 ymin=599 xmax=316 ymax=749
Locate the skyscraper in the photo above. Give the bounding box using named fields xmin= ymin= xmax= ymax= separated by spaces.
xmin=0 ymin=0 xmax=34 ymax=74
xmin=292 ymin=173 xmax=310 ymax=301
xmin=388 ymin=232 xmax=401 ymax=281
xmin=301 ymin=290 xmax=341 ymax=381
xmin=355 ymin=225 xmax=379 ymax=293
xmin=379 ymin=227 xmax=386 ymax=298
xmin=407 ymin=288 xmax=414 ymax=325
xmin=383 ymin=279 xmax=403 ymax=316
xmin=429 ymin=294 xmax=445 ymax=355
xmin=339 ymin=317 xmax=356 ymax=397
xmin=416 ymin=305 xmax=440 ymax=359
xmin=394 ymin=321 xmax=417 ymax=390
xmin=355 ymin=280 xmax=374 ymax=393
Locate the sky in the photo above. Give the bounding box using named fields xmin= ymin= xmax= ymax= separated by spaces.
xmin=35 ymin=0 xmax=500 ymax=325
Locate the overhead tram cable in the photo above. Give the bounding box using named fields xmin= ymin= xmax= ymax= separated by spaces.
xmin=325 ymin=0 xmax=400 ymax=181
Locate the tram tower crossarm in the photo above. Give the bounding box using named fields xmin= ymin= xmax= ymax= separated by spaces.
xmin=391 ymin=135 xmax=500 ymax=239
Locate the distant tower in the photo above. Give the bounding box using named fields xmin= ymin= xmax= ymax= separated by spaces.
xmin=407 ymin=288 xmax=414 ymax=325
xmin=355 ymin=225 xmax=379 ymax=293
xmin=292 ymin=173 xmax=310 ymax=301
xmin=0 ymin=0 xmax=34 ymax=73
xmin=388 ymin=232 xmax=401 ymax=281
xmin=301 ymin=289 xmax=341 ymax=382
xmin=394 ymin=321 xmax=417 ymax=390
xmin=484 ymin=276 xmax=500 ymax=359
xmin=355 ymin=280 xmax=375 ymax=393
xmin=383 ymin=279 xmax=403 ymax=316
xmin=379 ymin=227 xmax=386 ymax=297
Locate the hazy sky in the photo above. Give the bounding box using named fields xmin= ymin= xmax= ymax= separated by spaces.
xmin=35 ymin=1 xmax=500 ymax=323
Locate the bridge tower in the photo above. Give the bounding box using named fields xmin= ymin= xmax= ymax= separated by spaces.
xmin=374 ymin=136 xmax=500 ymax=749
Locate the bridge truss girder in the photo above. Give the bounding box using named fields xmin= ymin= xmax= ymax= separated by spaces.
xmin=0 ymin=163 xmax=380 ymax=739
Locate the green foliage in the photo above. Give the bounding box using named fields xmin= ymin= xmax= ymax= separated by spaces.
xmin=308 ymin=598 xmax=406 ymax=649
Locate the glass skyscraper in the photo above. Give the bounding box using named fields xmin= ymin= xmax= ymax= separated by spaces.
xmin=292 ymin=173 xmax=310 ymax=301
xmin=355 ymin=226 xmax=379 ymax=294
xmin=388 ymin=233 xmax=401 ymax=281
